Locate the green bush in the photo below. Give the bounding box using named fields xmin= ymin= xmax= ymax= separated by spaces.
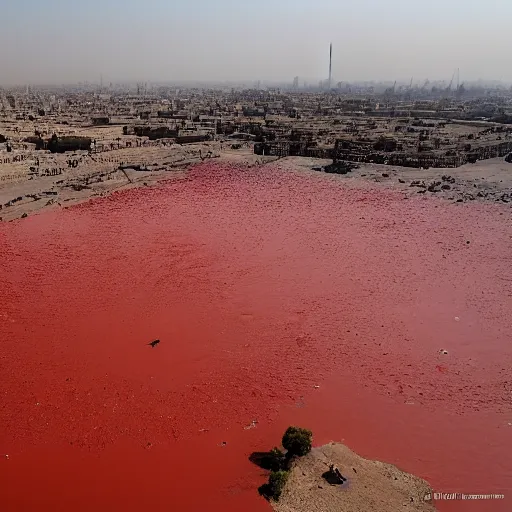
xmin=268 ymin=470 xmax=289 ymax=500
xmin=268 ymin=447 xmax=286 ymax=472
xmin=282 ymin=426 xmax=312 ymax=457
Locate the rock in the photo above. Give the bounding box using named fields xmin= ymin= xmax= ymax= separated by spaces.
xmin=441 ymin=184 xmax=451 ymax=190
xmin=323 ymin=161 xmax=359 ymax=175
xmin=427 ymin=181 xmax=441 ymax=192
xmin=398 ymin=179 xmax=406 ymax=184
xmin=382 ymin=173 xmax=389 ymax=178
xmin=21 ymin=213 xmax=28 ymax=218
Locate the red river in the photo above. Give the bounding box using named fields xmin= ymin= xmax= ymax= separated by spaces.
xmin=1 ymin=163 xmax=511 ymax=511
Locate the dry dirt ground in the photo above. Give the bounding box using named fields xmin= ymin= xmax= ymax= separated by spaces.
xmin=277 ymin=156 xmax=512 ymax=205
xmin=0 ymin=143 xmax=275 ymax=222
xmin=1 ymin=140 xmax=511 ymax=222
xmin=272 ymin=443 xmax=436 ymax=512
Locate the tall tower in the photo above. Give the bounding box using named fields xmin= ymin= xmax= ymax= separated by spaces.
xmin=328 ymin=43 xmax=332 ymax=90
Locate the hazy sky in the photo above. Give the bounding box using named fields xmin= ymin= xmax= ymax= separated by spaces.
xmin=1 ymin=0 xmax=510 ymax=85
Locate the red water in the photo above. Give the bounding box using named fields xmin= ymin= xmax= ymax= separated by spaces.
xmin=1 ymin=163 xmax=511 ymax=511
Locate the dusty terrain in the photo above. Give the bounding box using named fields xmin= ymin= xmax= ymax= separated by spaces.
xmin=0 ymin=142 xmax=275 ymax=221
xmin=2 ymin=145 xmax=511 ymax=222
xmin=277 ymin=156 xmax=512 ymax=204
xmin=272 ymin=443 xmax=436 ymax=512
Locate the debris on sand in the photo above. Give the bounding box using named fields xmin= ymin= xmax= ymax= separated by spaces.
xmin=321 ymin=161 xmax=360 ymax=175
xmin=427 ymin=181 xmax=442 ymax=192
xmin=322 ymin=464 xmax=347 ymax=485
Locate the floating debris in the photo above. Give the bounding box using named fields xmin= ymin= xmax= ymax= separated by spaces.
xmin=244 ymin=419 xmax=258 ymax=430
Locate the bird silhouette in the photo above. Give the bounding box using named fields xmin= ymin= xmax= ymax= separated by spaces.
xmin=148 ymin=339 xmax=160 ymax=348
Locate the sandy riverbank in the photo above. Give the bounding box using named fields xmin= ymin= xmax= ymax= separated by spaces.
xmin=276 ymin=156 xmax=512 ymax=205
xmin=271 ymin=443 xmax=436 ymax=512
xmin=1 ymin=141 xmax=511 ymax=222
xmin=0 ymin=143 xmax=278 ymax=221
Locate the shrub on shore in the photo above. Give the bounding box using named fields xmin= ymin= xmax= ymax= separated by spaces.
xmin=268 ymin=470 xmax=289 ymax=500
xmin=268 ymin=447 xmax=286 ymax=472
xmin=282 ymin=426 xmax=312 ymax=457
xmin=254 ymin=426 xmax=313 ymax=501
xmin=259 ymin=470 xmax=289 ymax=501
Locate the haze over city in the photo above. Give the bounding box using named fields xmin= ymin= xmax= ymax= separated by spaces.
xmin=1 ymin=0 xmax=511 ymax=85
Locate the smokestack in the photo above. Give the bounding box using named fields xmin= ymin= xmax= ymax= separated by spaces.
xmin=328 ymin=43 xmax=332 ymax=90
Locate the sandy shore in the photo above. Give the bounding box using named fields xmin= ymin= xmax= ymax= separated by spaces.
xmin=276 ymin=156 xmax=512 ymax=205
xmin=0 ymin=142 xmax=276 ymax=222
xmin=1 ymin=134 xmax=511 ymax=222
xmin=272 ymin=443 xmax=436 ymax=512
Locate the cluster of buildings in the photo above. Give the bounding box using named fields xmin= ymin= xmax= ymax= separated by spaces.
xmin=3 ymin=81 xmax=512 ymax=169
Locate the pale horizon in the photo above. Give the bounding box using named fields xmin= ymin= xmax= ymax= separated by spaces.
xmin=1 ymin=0 xmax=510 ymax=86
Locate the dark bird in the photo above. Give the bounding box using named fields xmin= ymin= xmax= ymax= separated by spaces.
xmin=148 ymin=339 xmax=160 ymax=348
